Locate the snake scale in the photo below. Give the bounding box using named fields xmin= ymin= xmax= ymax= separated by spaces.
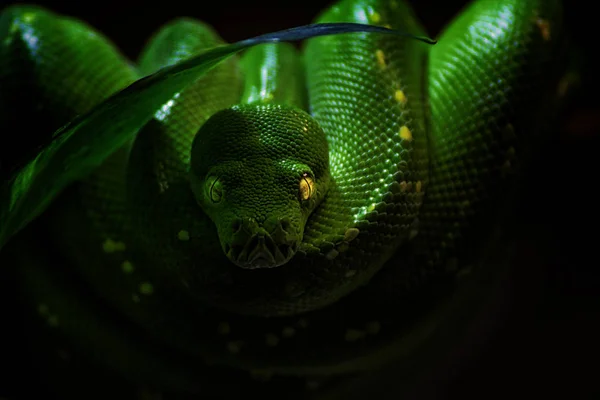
xmin=0 ymin=0 xmax=566 ymax=398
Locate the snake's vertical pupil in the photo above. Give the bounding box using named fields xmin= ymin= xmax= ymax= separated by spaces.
xmin=299 ymin=173 xmax=314 ymax=201
xmin=209 ymin=177 xmax=223 ymax=203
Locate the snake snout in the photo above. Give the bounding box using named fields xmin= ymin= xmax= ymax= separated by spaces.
xmin=226 ymin=217 xmax=298 ymax=269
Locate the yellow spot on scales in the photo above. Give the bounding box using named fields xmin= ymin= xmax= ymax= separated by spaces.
xmin=394 ymin=89 xmax=407 ymax=104
xmin=177 ymin=230 xmax=190 ymax=241
xmin=102 ymin=238 xmax=125 ymax=253
xmin=22 ymin=12 xmax=39 ymax=24
xmin=399 ymin=126 xmax=412 ymax=141
xmin=369 ymin=11 xmax=381 ymax=24
xmin=375 ymin=49 xmax=386 ymax=67
xmin=139 ymin=282 xmax=154 ymax=295
xmin=416 ymin=181 xmax=422 ymax=193
xmin=121 ymin=260 xmax=134 ymax=274
xmin=344 ymin=227 xmax=360 ymax=242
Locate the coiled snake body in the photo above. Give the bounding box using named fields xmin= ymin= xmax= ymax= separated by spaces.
xmin=0 ymin=0 xmax=565 ymax=396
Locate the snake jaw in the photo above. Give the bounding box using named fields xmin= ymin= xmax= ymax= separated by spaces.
xmin=228 ymin=231 xmax=297 ymax=269
xmin=225 ymin=217 xmax=300 ymax=269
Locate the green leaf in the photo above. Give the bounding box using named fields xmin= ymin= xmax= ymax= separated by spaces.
xmin=0 ymin=22 xmax=435 ymax=250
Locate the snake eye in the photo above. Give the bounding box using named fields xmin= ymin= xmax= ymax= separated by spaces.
xmin=299 ymin=172 xmax=314 ymax=201
xmin=207 ymin=176 xmax=223 ymax=203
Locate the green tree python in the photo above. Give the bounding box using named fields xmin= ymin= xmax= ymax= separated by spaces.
xmin=0 ymin=0 xmax=567 ymax=397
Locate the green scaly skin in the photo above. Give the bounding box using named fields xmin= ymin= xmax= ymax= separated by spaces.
xmin=0 ymin=0 xmax=565 ymax=397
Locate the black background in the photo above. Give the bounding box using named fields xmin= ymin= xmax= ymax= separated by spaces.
xmin=1 ymin=0 xmax=599 ymax=398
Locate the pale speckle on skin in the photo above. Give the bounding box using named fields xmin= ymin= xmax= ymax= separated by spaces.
xmin=345 ymin=329 xmax=366 ymax=342
xmin=217 ymin=322 xmax=231 ymax=335
xmin=21 ymin=12 xmax=38 ymax=24
xmin=227 ymin=341 xmax=243 ymax=354
xmin=343 ymin=228 xmax=360 ymax=242
xmin=399 ymin=126 xmax=412 ymax=141
xmin=325 ymin=249 xmax=339 ymax=260
xmin=177 ymin=230 xmax=190 ymax=241
xmin=394 ymin=89 xmax=407 ymax=104
xmin=102 ymin=238 xmax=126 ymax=253
xmin=399 ymin=181 xmax=408 ymax=192
xmin=375 ymin=49 xmax=386 ymax=67
xmin=139 ymin=282 xmax=154 ymax=295
xmin=416 ymin=181 xmax=422 ymax=193
xmin=132 ymin=294 xmax=141 ymax=303
xmin=345 ymin=270 xmax=357 ymax=278
xmin=365 ymin=321 xmax=381 ymax=335
xmin=369 ymin=11 xmax=381 ymax=24
xmin=265 ymin=333 xmax=280 ymax=347
xmin=282 ymin=326 xmax=296 ymax=338
xmin=121 ymin=260 xmax=134 ymax=274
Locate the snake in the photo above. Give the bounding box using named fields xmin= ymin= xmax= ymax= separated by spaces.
xmin=0 ymin=0 xmax=566 ymax=397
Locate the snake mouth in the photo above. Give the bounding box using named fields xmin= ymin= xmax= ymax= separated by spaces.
xmin=226 ymin=233 xmax=297 ymax=269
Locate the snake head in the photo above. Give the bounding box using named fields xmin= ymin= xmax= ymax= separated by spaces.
xmin=190 ymin=104 xmax=330 ymax=269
